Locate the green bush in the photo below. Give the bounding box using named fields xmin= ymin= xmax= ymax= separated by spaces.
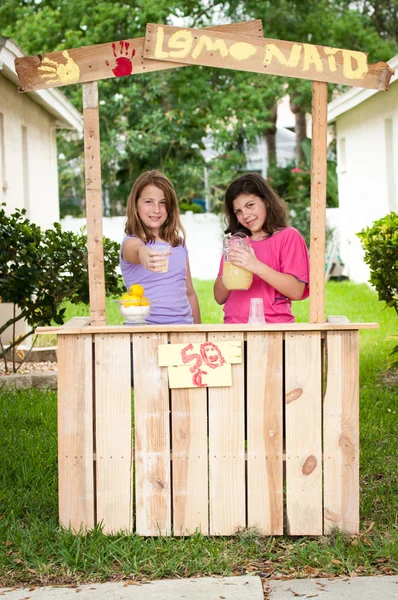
xmin=0 ymin=205 xmax=123 ymax=368
xmin=179 ymin=201 xmax=204 ymax=214
xmin=357 ymin=212 xmax=398 ymax=368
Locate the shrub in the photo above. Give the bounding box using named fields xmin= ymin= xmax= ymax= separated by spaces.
xmin=0 ymin=205 xmax=123 ymax=370
xmin=357 ymin=212 xmax=398 ymax=368
xmin=179 ymin=202 xmax=204 ymax=214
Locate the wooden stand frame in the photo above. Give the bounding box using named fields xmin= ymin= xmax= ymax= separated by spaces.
xmin=17 ymin=19 xmax=392 ymax=535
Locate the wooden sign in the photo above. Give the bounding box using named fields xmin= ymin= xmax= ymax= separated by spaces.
xmin=144 ymin=24 xmax=394 ymax=91
xmin=158 ymin=341 xmax=242 ymax=389
xmin=15 ymin=20 xmax=263 ymax=92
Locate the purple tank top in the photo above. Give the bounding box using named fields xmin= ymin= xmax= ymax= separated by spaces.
xmin=120 ymin=237 xmax=193 ymax=325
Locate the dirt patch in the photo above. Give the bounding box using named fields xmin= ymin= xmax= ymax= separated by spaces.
xmin=378 ymin=368 xmax=398 ymax=388
xmin=0 ymin=360 xmax=57 ymax=377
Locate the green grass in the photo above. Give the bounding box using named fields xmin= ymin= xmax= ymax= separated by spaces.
xmin=1 ymin=281 xmax=397 ymax=586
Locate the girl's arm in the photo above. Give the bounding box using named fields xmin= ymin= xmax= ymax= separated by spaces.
xmin=122 ymin=238 xmax=169 ymax=272
xmin=228 ymin=248 xmax=305 ymax=300
xmin=214 ymin=275 xmax=230 ymax=305
xmin=186 ymin=259 xmax=201 ymax=324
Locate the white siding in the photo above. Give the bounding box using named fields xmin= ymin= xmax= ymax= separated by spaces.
xmin=334 ymin=80 xmax=398 ymax=283
xmin=0 ymin=73 xmax=60 ymax=228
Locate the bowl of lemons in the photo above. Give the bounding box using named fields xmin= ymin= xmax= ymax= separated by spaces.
xmin=118 ymin=284 xmax=151 ymax=324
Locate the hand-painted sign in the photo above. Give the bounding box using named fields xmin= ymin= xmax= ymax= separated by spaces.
xmin=144 ymin=24 xmax=393 ymax=91
xmin=158 ymin=341 xmax=242 ymax=389
xmin=15 ymin=20 xmax=263 ymax=92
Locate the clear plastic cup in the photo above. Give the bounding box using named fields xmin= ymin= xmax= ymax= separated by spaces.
xmin=248 ymin=297 xmax=266 ymax=324
xmin=151 ymin=242 xmax=171 ymax=273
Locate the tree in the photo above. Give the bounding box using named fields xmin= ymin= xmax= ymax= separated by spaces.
xmin=357 ymin=212 xmax=398 ymax=369
xmin=1 ymin=0 xmax=396 ymax=213
xmin=0 ymin=205 xmax=123 ymax=372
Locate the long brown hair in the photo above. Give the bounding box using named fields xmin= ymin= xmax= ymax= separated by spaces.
xmin=125 ymin=170 xmax=185 ymax=247
xmin=224 ymin=172 xmax=288 ymax=237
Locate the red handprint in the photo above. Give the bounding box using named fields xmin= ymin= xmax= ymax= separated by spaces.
xmin=105 ymin=41 xmax=136 ymax=77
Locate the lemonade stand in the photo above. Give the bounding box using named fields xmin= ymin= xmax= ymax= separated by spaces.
xmin=15 ymin=20 xmax=393 ymax=536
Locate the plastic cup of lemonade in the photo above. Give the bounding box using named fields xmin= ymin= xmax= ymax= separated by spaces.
xmin=151 ymin=242 xmax=171 ymax=273
xmin=222 ymin=233 xmax=253 ymax=291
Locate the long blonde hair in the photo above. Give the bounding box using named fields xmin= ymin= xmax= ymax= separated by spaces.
xmin=125 ymin=170 xmax=185 ymax=247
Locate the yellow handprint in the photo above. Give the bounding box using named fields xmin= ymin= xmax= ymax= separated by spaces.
xmin=38 ymin=50 xmax=80 ymax=84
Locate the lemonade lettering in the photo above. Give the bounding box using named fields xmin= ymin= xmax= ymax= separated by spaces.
xmin=153 ymin=27 xmax=369 ymax=80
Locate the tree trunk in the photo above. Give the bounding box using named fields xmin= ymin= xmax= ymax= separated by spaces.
xmin=264 ymin=105 xmax=278 ymax=171
xmin=290 ymin=98 xmax=307 ymax=164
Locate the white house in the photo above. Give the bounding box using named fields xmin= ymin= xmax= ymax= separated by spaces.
xmin=0 ymin=36 xmax=83 ymax=225
xmin=327 ymin=55 xmax=398 ymax=283
xmin=0 ymin=36 xmax=83 ymax=346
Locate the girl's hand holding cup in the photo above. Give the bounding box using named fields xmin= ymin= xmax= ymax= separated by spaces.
xmin=140 ymin=243 xmax=171 ymax=272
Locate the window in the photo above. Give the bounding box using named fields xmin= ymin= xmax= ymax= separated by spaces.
xmin=0 ymin=113 xmax=6 ymax=193
xmin=22 ymin=125 xmax=30 ymax=214
xmin=338 ymin=137 xmax=346 ymax=174
xmin=385 ymin=118 xmax=397 ymax=211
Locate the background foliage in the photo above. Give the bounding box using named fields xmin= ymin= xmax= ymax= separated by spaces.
xmin=0 ymin=206 xmax=123 ymax=369
xmin=1 ymin=0 xmax=396 ymax=218
xmin=358 ymin=212 xmax=398 ymax=368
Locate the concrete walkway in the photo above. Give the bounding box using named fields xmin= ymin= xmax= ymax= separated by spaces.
xmin=0 ymin=576 xmax=263 ymax=599
xmin=266 ymin=575 xmax=398 ymax=599
xmin=0 ymin=575 xmax=397 ymax=599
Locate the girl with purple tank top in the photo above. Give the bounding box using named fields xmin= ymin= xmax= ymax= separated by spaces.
xmin=120 ymin=171 xmax=201 ymax=326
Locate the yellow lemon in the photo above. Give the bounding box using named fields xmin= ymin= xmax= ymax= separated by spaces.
xmin=121 ymin=294 xmax=141 ymax=307
xmin=121 ymin=293 xmax=130 ymax=301
xmin=140 ymin=297 xmax=151 ymax=306
xmin=128 ymin=284 xmax=144 ymax=298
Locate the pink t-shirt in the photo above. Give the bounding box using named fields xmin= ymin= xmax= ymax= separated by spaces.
xmin=217 ymin=227 xmax=309 ymax=324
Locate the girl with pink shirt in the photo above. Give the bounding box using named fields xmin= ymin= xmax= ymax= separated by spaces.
xmin=214 ymin=173 xmax=309 ymax=324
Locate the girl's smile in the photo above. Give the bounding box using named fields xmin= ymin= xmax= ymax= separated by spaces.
xmin=232 ymin=194 xmax=267 ymax=240
xmin=137 ymin=184 xmax=168 ymax=236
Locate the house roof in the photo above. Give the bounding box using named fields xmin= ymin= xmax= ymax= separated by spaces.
xmin=327 ymin=54 xmax=398 ymax=123
xmin=0 ymin=36 xmax=83 ymax=133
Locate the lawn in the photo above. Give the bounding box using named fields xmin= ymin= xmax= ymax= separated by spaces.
xmin=0 ymin=280 xmax=397 ymax=586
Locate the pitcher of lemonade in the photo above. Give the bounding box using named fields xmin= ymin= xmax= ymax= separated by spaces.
xmin=222 ymin=233 xmax=253 ymax=291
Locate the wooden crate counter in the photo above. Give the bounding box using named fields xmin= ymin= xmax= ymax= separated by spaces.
xmin=37 ymin=319 xmax=377 ymax=536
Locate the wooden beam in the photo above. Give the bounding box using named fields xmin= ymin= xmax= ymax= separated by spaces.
xmin=144 ymin=24 xmax=394 ymax=90
xmin=15 ymin=20 xmax=264 ymax=92
xmin=82 ymin=82 xmax=106 ymax=326
xmin=309 ymin=81 xmax=328 ymax=324
xmin=35 ymin=322 xmax=380 ymax=335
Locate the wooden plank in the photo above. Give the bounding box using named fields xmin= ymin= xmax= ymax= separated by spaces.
xmin=324 ymin=331 xmax=359 ymax=534
xmin=246 ymin=332 xmax=283 ymax=535
xmin=83 ymin=82 xmax=106 ymax=326
xmin=15 ymin=21 xmax=264 ymax=92
xmin=57 ymin=334 xmax=94 ymax=532
xmin=133 ymin=332 xmax=171 ymax=535
xmin=309 ymin=81 xmax=328 ymax=324
xmin=95 ymin=333 xmax=132 ymax=533
xmin=208 ymin=332 xmax=245 ymax=535
xmin=285 ymin=332 xmax=323 ymax=535
xmin=158 ymin=341 xmax=242 ymax=366
xmin=170 ymin=333 xmax=209 ymax=535
xmin=60 ymin=317 xmax=91 ymax=329
xmin=35 ymin=322 xmax=381 ymax=335
xmin=144 ymin=24 xmax=393 ymax=90
xmin=167 ymin=363 xmax=231 ymax=389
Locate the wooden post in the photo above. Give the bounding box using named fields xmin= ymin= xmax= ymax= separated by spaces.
xmin=309 ymin=81 xmax=328 ymax=324
xmin=82 ymin=81 xmax=106 ymax=325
